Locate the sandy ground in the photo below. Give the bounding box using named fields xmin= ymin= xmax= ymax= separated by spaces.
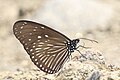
xmin=0 ymin=0 xmax=120 ymax=79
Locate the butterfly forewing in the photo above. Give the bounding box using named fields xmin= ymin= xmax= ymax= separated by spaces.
xmin=13 ymin=20 xmax=71 ymax=74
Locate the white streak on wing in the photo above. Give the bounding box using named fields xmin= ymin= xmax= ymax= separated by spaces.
xmin=35 ymin=50 xmax=40 ymax=53
xmin=38 ymin=45 xmax=42 ymax=47
xmin=42 ymin=56 xmax=49 ymax=63
xmin=35 ymin=48 xmax=41 ymax=50
xmin=48 ymin=46 xmax=64 ymax=54
xmin=44 ymin=47 xmax=50 ymax=50
xmin=55 ymin=51 xmax=69 ymax=71
xmin=35 ymin=52 xmax=43 ymax=57
xmin=40 ymin=55 xmax=46 ymax=61
xmin=38 ymin=42 xmax=44 ymax=44
xmin=52 ymin=50 xmax=67 ymax=71
xmin=45 ymin=56 xmax=53 ymax=67
xmin=47 ymin=44 xmax=54 ymax=46
xmin=49 ymin=47 xmax=65 ymax=69
xmin=50 ymin=47 xmax=66 ymax=70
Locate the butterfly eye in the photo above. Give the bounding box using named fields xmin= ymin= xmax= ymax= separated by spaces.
xmin=13 ymin=20 xmax=79 ymax=74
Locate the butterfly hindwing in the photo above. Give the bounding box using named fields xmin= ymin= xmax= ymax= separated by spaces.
xmin=13 ymin=20 xmax=71 ymax=74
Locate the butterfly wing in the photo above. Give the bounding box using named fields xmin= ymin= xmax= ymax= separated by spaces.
xmin=13 ymin=20 xmax=71 ymax=74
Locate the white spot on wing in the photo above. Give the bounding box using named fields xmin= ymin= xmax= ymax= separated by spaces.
xmin=38 ymin=36 xmax=41 ymax=38
xmin=45 ymin=35 xmax=48 ymax=37
xmin=32 ymin=56 xmax=34 ymax=59
xmin=33 ymin=46 xmax=35 ymax=48
xmin=29 ymin=39 xmax=31 ymax=41
xmin=15 ymin=32 xmax=17 ymax=34
xmin=42 ymin=67 xmax=44 ymax=70
xmin=21 ymin=26 xmax=23 ymax=29
xmin=36 ymin=62 xmax=38 ymax=65
xmin=35 ymin=59 xmax=37 ymax=61
xmin=48 ymin=70 xmax=50 ymax=73
xmin=35 ymin=27 xmax=38 ymax=28
xmin=50 ymin=71 xmax=53 ymax=73
xmin=45 ymin=69 xmax=47 ymax=71
xmin=41 ymin=27 xmax=44 ymax=29
xmin=40 ymin=64 xmax=42 ymax=67
xmin=38 ymin=40 xmax=40 ymax=42
xmin=33 ymin=29 xmax=36 ymax=31
xmin=30 ymin=49 xmax=33 ymax=52
xmin=30 ymin=33 xmax=32 ymax=35
xmin=24 ymin=22 xmax=27 ymax=24
xmin=32 ymin=53 xmax=34 ymax=55
xmin=45 ymin=40 xmax=47 ymax=42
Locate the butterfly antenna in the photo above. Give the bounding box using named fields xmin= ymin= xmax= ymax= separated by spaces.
xmin=79 ymin=38 xmax=98 ymax=43
xmin=68 ymin=54 xmax=72 ymax=61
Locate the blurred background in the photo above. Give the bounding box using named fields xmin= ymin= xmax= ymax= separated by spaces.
xmin=0 ymin=0 xmax=120 ymax=72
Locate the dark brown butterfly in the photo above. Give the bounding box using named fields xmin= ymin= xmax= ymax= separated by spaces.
xmin=13 ymin=20 xmax=81 ymax=74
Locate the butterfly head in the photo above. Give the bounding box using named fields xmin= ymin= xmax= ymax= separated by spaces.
xmin=67 ymin=39 xmax=79 ymax=52
xmin=72 ymin=39 xmax=79 ymax=44
xmin=71 ymin=39 xmax=79 ymax=49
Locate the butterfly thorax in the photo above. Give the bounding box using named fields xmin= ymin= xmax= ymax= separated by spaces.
xmin=67 ymin=39 xmax=79 ymax=52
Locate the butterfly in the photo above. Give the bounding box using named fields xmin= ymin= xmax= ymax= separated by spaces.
xmin=13 ymin=20 xmax=97 ymax=74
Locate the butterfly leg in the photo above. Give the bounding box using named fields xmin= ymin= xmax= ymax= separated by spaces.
xmin=67 ymin=52 xmax=72 ymax=62
xmin=76 ymin=49 xmax=87 ymax=59
xmin=71 ymin=49 xmax=87 ymax=61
